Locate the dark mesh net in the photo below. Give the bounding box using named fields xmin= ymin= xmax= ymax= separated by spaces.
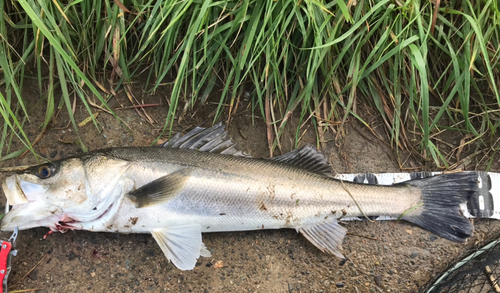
xmin=421 ymin=236 xmax=500 ymax=293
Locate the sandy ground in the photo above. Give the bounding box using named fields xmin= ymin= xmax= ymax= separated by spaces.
xmin=0 ymin=86 xmax=499 ymax=293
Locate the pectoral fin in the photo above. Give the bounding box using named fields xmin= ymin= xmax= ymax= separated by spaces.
xmin=297 ymin=221 xmax=346 ymax=258
xmin=151 ymin=224 xmax=211 ymax=271
xmin=128 ymin=168 xmax=192 ymax=208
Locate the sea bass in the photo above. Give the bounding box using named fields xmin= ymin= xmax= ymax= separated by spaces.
xmin=0 ymin=123 xmax=478 ymax=270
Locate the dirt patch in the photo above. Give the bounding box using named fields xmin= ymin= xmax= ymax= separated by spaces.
xmin=0 ymin=83 xmax=498 ymax=293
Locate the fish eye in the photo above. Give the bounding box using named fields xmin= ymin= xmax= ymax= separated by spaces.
xmin=36 ymin=164 xmax=55 ymax=179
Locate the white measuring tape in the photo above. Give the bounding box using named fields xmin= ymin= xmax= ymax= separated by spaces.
xmin=334 ymin=171 xmax=497 ymax=221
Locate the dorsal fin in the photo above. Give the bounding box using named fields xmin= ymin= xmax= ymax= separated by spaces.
xmin=271 ymin=145 xmax=333 ymax=176
xmin=159 ymin=122 xmax=251 ymax=157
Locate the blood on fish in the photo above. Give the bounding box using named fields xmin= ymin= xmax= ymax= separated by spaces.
xmin=43 ymin=230 xmax=54 ymax=239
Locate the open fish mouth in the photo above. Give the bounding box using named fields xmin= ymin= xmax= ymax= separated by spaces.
xmin=1 ymin=175 xmax=46 ymax=228
xmin=1 ymin=175 xmax=69 ymax=231
xmin=1 ymin=174 xmax=122 ymax=232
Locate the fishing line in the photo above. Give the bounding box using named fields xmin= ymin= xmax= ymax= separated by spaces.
xmin=339 ymin=179 xmax=375 ymax=223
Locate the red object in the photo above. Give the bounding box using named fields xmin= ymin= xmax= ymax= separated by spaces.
xmin=43 ymin=230 xmax=54 ymax=239
xmin=0 ymin=229 xmax=18 ymax=293
xmin=0 ymin=240 xmax=12 ymax=293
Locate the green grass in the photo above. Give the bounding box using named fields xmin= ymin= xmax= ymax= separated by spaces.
xmin=0 ymin=0 xmax=499 ymax=167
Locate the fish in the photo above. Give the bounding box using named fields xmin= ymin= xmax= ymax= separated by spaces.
xmin=0 ymin=123 xmax=478 ymax=270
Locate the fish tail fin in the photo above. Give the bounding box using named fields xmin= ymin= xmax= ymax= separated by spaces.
xmin=400 ymin=172 xmax=478 ymax=242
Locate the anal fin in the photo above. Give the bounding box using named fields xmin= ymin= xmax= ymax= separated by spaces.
xmin=151 ymin=224 xmax=210 ymax=271
xmin=297 ymin=221 xmax=346 ymax=258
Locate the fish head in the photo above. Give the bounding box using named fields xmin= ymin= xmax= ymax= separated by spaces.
xmin=1 ymin=154 xmax=130 ymax=231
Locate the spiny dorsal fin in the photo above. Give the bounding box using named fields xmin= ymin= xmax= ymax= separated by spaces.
xmin=271 ymin=145 xmax=333 ymax=176
xmin=159 ymin=122 xmax=250 ymax=157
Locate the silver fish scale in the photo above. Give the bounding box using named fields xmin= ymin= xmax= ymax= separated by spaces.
xmin=98 ymin=148 xmax=422 ymax=234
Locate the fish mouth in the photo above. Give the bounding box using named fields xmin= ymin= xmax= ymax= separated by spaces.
xmin=1 ymin=175 xmax=58 ymax=231
xmin=0 ymin=175 xmax=51 ymax=231
xmin=1 ymin=174 xmax=125 ymax=232
xmin=2 ymin=175 xmax=30 ymax=206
